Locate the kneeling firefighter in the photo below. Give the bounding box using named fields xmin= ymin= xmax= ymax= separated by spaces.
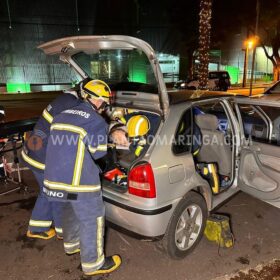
xmin=109 ymin=109 xmax=157 ymax=157
xmin=43 ymin=78 xmax=121 ymax=276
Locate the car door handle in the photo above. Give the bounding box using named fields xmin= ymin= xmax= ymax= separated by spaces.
xmin=250 ymin=146 xmax=261 ymax=152
xmin=244 ymin=145 xmax=261 ymax=152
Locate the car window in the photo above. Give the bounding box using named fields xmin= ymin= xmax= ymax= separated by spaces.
xmin=208 ymin=72 xmax=219 ymax=79
xmin=208 ymin=72 xmax=229 ymax=80
xmin=173 ymin=109 xmax=193 ymax=155
xmin=237 ymin=104 xmax=280 ymax=146
xmin=258 ymin=106 xmax=280 ymax=146
xmin=194 ymin=101 xmax=229 ymax=132
xmin=72 ymin=50 xmax=158 ymax=93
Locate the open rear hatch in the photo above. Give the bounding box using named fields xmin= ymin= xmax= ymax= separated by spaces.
xmin=38 ymin=35 xmax=168 ymax=196
xmin=38 ymin=35 xmax=169 ymax=117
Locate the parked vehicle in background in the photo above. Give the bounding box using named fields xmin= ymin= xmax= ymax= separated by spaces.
xmin=174 ymin=70 xmax=231 ymax=91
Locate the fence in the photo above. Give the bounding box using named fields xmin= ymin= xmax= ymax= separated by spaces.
xmin=0 ymin=64 xmax=81 ymax=85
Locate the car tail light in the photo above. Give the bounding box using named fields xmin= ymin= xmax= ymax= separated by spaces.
xmin=128 ymin=163 xmax=156 ymax=198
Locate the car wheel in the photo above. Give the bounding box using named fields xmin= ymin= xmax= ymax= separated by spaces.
xmin=162 ymin=192 xmax=208 ymax=259
xmin=222 ymin=85 xmax=229 ymax=91
xmin=187 ymin=86 xmax=196 ymax=90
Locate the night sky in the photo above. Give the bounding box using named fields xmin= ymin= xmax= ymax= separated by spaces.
xmin=0 ymin=0 xmax=279 ymax=52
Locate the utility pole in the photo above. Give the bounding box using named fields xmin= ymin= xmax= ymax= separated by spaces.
xmin=242 ymin=45 xmax=249 ymax=87
xmin=249 ymin=0 xmax=260 ymax=96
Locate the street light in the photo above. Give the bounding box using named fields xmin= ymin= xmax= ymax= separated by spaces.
xmin=242 ymin=38 xmax=255 ymax=88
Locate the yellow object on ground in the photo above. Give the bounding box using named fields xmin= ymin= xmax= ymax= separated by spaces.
xmin=204 ymin=214 xmax=234 ymax=248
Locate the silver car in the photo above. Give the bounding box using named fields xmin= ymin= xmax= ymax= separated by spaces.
xmin=39 ymin=36 xmax=280 ymax=259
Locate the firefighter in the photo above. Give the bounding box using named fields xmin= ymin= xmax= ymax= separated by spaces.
xmin=109 ymin=109 xmax=160 ymax=157
xmin=21 ymin=87 xmax=82 ymax=239
xmin=43 ymin=79 xmax=121 ymax=276
xmin=126 ymin=115 xmax=150 ymax=157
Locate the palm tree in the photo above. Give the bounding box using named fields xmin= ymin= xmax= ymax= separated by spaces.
xmin=198 ymin=0 xmax=213 ymax=90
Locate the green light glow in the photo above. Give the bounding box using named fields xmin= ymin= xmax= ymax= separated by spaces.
xmin=129 ymin=54 xmax=147 ymax=83
xmin=225 ymin=66 xmax=239 ymax=84
xmin=6 ymin=83 xmax=31 ymax=93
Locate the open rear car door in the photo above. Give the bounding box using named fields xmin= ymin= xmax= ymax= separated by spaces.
xmin=38 ymin=35 xmax=169 ymax=118
xmin=234 ymin=97 xmax=280 ymax=208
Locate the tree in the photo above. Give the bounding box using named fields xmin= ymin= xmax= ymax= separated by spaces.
xmin=198 ymin=0 xmax=212 ymax=89
xmin=247 ymin=0 xmax=280 ymax=81
xmin=260 ymin=10 xmax=280 ymax=80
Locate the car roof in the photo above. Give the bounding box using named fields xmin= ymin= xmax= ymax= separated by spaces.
xmin=263 ymin=80 xmax=280 ymax=94
xmin=257 ymin=93 xmax=280 ymax=102
xmin=168 ymin=89 xmax=242 ymax=105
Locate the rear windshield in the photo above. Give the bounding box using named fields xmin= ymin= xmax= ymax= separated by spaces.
xmin=208 ymin=72 xmax=229 ymax=79
xmin=72 ymin=49 xmax=158 ymax=93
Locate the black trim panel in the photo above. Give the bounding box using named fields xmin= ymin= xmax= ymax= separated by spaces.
xmin=106 ymin=221 xmax=164 ymax=241
xmin=103 ymin=197 xmax=172 ymax=216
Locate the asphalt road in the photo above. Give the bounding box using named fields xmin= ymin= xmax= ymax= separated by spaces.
xmin=0 ymin=173 xmax=280 ymax=280
xmin=1 ymin=92 xmax=59 ymax=122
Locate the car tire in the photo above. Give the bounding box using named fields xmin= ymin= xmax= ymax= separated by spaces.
xmin=187 ymin=86 xmax=196 ymax=90
xmin=161 ymin=192 xmax=208 ymax=259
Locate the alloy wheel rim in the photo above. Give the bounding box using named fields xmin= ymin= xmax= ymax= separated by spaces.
xmin=175 ymin=204 xmax=203 ymax=251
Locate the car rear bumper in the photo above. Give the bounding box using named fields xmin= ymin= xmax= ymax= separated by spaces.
xmin=104 ymin=197 xmax=174 ymax=237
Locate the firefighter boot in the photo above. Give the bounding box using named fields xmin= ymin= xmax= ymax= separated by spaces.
xmin=84 ymin=255 xmax=122 ymax=276
xmin=27 ymin=228 xmax=56 ymax=240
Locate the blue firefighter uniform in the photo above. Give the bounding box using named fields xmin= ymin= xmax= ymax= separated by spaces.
xmin=21 ymin=91 xmax=81 ymax=236
xmin=43 ymin=101 xmax=108 ymax=274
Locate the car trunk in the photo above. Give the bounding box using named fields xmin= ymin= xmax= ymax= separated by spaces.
xmin=99 ymin=108 xmax=161 ymax=194
xmin=38 ymin=35 xmax=168 ymax=197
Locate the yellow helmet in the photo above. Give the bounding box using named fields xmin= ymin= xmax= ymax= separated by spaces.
xmin=80 ymin=79 xmax=111 ymax=104
xmin=127 ymin=115 xmax=150 ymax=138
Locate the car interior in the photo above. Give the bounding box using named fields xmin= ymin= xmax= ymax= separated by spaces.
xmin=173 ymin=101 xmax=234 ymax=195
xmin=237 ymin=104 xmax=280 ymax=146
xmin=97 ymin=107 xmax=161 ymax=193
xmin=193 ymin=102 xmax=234 ymax=194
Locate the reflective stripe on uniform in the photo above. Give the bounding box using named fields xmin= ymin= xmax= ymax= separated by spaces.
xmin=29 ymin=219 xmax=52 ymax=227
xmin=97 ymin=216 xmax=104 ymax=258
xmin=72 ymin=139 xmax=85 ymax=186
xmin=135 ymin=145 xmax=144 ymax=157
xmin=82 ymin=255 xmax=105 ymax=271
xmin=51 ymin=123 xmax=87 ymax=187
xmin=193 ymin=149 xmax=200 ymax=156
xmin=64 ymin=241 xmax=80 ymax=249
xmin=64 ymin=242 xmax=80 ymax=254
xmin=209 ymin=164 xmax=219 ymax=194
xmin=51 ymin=123 xmax=87 ymax=138
xmin=80 ymin=216 xmax=104 ymax=273
xmin=21 ymin=150 xmax=45 ymax=170
xmin=55 ymin=227 xmax=63 ymax=234
xmin=88 ymin=144 xmax=107 ymax=154
xmin=44 ymin=180 xmax=101 ymax=193
xmin=42 ymin=109 xmax=53 ymax=123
